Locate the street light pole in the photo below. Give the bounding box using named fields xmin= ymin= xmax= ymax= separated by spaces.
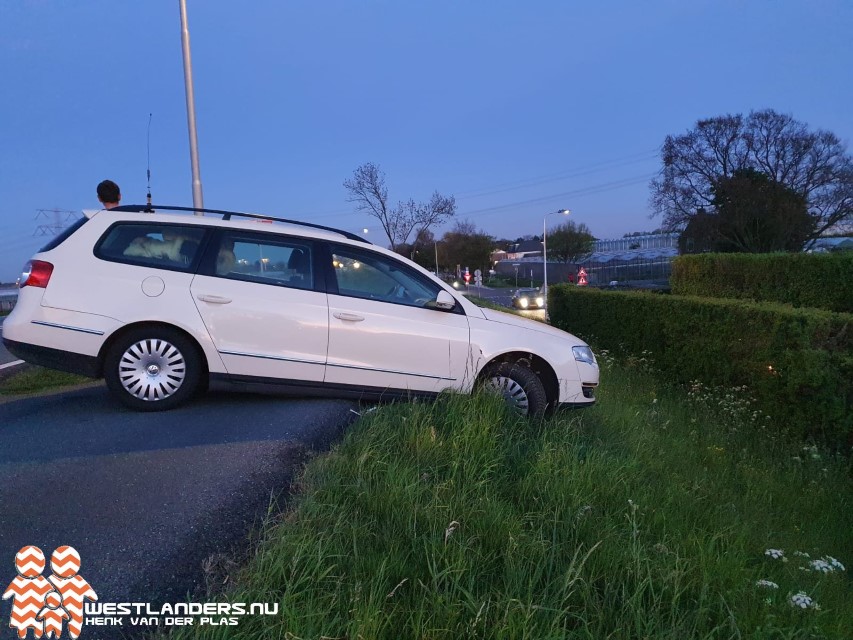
xmin=179 ymin=0 xmax=204 ymax=214
xmin=542 ymin=209 xmax=570 ymax=294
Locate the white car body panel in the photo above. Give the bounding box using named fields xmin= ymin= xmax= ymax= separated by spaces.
xmin=2 ymin=285 xmax=119 ymax=357
xmin=190 ymin=274 xmax=328 ymax=381
xmin=325 ymin=294 xmax=471 ymax=392
xmin=467 ymin=309 xmax=592 ymax=404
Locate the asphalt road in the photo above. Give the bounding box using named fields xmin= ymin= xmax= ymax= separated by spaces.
xmin=0 ymin=386 xmax=357 ymax=637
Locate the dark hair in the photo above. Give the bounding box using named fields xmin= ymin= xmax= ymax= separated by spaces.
xmin=97 ymin=179 xmax=121 ymax=203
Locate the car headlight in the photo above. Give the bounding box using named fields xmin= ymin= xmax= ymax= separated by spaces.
xmin=572 ymin=346 xmax=597 ymax=366
xmin=518 ymin=297 xmax=529 ymax=308
xmin=535 ymin=296 xmax=544 ymax=307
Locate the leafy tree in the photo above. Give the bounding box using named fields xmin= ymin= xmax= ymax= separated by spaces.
xmin=440 ymin=221 xmax=494 ymax=275
xmin=546 ymin=221 xmax=595 ymax=262
xmin=650 ymin=109 xmax=853 ymax=245
xmin=712 ymin=169 xmax=813 ymax=252
xmin=678 ymin=210 xmax=718 ymax=254
xmin=344 ymin=163 xmax=455 ymax=251
xmin=397 ymin=228 xmax=436 ymax=270
xmin=519 ymin=234 xmax=541 ymax=243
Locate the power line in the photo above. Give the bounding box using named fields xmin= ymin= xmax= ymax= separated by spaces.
xmin=298 ymin=147 xmax=662 ymax=221
xmin=459 ymin=172 xmax=658 ymax=218
xmin=454 ymin=148 xmax=660 ymax=200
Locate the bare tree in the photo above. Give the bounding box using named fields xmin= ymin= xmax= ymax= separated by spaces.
xmin=344 ymin=163 xmax=456 ymax=251
xmin=650 ymin=109 xmax=853 ymax=246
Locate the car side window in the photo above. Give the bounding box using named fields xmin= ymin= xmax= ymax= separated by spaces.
xmin=213 ymin=232 xmax=314 ymax=290
xmin=95 ymin=223 xmax=206 ymax=271
xmin=330 ymin=245 xmax=441 ymax=308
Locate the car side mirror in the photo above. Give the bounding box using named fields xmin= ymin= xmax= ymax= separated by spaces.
xmin=433 ymin=290 xmax=456 ymax=310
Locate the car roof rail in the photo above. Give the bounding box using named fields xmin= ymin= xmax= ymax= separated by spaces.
xmin=110 ymin=204 xmax=371 ymax=244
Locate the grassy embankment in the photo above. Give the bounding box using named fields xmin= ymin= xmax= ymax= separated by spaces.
xmin=0 ymin=366 xmax=89 ymax=396
xmin=174 ymin=353 xmax=852 ymax=639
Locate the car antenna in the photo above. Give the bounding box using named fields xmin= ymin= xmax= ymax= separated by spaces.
xmin=145 ymin=113 xmax=153 ymax=212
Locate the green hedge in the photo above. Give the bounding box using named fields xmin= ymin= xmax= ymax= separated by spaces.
xmin=670 ymin=252 xmax=853 ymax=313
xmin=549 ymin=285 xmax=853 ymax=448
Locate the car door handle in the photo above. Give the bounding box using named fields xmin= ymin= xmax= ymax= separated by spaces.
xmin=333 ymin=312 xmax=365 ymax=322
xmin=196 ymin=294 xmax=232 ymax=304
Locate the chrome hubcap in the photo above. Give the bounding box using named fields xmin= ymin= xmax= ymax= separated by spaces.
xmin=484 ymin=375 xmax=529 ymax=416
xmin=118 ymin=339 xmax=186 ymax=402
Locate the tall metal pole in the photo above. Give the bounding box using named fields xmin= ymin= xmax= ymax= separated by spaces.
xmin=543 ymin=209 xmax=570 ymax=294
xmin=542 ymin=216 xmax=548 ymax=293
xmin=179 ymin=0 xmax=204 ymax=214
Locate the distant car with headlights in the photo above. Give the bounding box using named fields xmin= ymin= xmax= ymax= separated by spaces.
xmin=511 ymin=288 xmax=546 ymax=309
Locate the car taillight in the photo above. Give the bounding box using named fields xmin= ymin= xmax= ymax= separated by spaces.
xmin=20 ymin=260 xmax=54 ymax=288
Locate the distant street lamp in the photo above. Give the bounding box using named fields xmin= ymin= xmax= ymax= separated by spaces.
xmin=543 ymin=208 xmax=570 ymax=294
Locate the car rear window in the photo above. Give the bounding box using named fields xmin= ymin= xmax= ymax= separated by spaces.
xmin=212 ymin=231 xmax=315 ymax=290
xmin=39 ymin=216 xmax=88 ymax=252
xmin=95 ymin=222 xmax=208 ymax=271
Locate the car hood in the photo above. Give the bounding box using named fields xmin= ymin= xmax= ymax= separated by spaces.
xmin=479 ymin=307 xmax=586 ymax=345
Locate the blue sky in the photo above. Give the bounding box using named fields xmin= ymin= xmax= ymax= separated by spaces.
xmin=1 ymin=0 xmax=851 ymax=281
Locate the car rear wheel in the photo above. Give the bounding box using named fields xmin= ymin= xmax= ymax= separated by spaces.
xmin=481 ymin=361 xmax=549 ymax=417
xmin=104 ymin=327 xmax=203 ymax=411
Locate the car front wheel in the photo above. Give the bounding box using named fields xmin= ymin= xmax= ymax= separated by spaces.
xmin=481 ymin=361 xmax=549 ymax=417
xmin=104 ymin=327 xmax=203 ymax=411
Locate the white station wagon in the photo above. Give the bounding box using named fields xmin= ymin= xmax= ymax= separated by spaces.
xmin=2 ymin=205 xmax=599 ymax=415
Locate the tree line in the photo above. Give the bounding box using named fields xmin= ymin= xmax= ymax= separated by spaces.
xmin=650 ymin=109 xmax=853 ymax=253
xmin=344 ymin=162 xmax=594 ymax=274
xmin=344 ymin=110 xmax=853 ymax=272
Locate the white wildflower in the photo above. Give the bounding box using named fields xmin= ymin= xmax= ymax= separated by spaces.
xmin=755 ymin=579 xmax=779 ymax=590
xmin=789 ymin=591 xmax=819 ymax=610
xmin=765 ymin=549 xmax=785 ymax=560
xmin=793 ymin=551 xmax=810 ymax=558
xmin=808 ymin=559 xmax=833 ymax=573
xmin=805 ymin=556 xmax=845 ymax=573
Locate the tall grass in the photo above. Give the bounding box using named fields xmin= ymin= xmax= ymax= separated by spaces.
xmin=176 ymin=358 xmax=852 ymax=639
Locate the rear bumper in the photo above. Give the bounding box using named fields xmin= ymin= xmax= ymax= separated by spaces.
xmin=2 ymin=338 xmax=100 ymax=377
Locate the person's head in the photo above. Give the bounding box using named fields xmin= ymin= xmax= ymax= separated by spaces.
xmin=97 ymin=180 xmax=121 ymax=209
